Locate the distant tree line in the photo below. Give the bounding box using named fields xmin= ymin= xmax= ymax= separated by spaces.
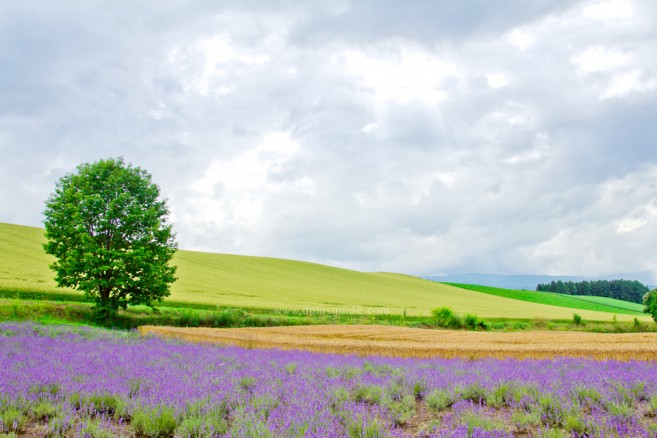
xmin=536 ymin=279 xmax=649 ymax=304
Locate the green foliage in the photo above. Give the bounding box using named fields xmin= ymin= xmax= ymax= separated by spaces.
xmin=648 ymin=394 xmax=657 ymax=416
xmin=130 ymin=405 xmax=178 ymax=437
xmin=537 ymin=279 xmax=649 ymax=304
xmin=572 ymin=313 xmax=583 ymax=325
xmin=328 ymin=386 xmax=350 ymax=414
xmin=431 ymin=307 xmax=462 ymax=328
xmin=458 ymin=409 xmax=506 ymax=434
xmin=42 ymin=158 xmax=177 ymax=320
xmin=538 ymin=429 xmax=568 ymax=438
xmin=426 ymin=389 xmax=455 ymax=413
xmin=431 ymin=307 xmax=488 ymax=330
xmin=383 ymin=395 xmax=415 ymax=426
xmin=73 ymin=418 xmax=114 ymax=438
xmin=459 ymin=383 xmax=488 ymax=403
xmin=84 ymin=392 xmax=126 ymax=417
xmin=29 ymin=399 xmax=59 ymax=420
xmin=463 ymin=313 xmax=477 ymax=329
xmin=285 ymin=362 xmax=298 ymax=375
xmin=29 ymin=382 xmax=60 ymax=397
xmin=629 ymin=381 xmax=648 ymax=402
xmin=571 ymin=386 xmax=602 ymax=408
xmin=0 ymin=289 xmax=88 ymax=303
xmin=347 ymin=379 xmax=416 ymax=427
xmin=251 ymin=395 xmax=279 ymax=420
xmin=412 ymin=379 xmax=427 ymax=400
xmin=464 ymin=314 xmax=488 ymax=330
xmin=345 ymin=416 xmax=387 ymax=438
xmin=511 ymin=410 xmax=541 ymax=429
xmin=418 ymin=420 xmax=442 ymax=436
xmin=184 ymin=398 xmax=229 ymax=420
xmin=353 ymin=384 xmax=384 ymax=405
xmin=0 ymin=398 xmax=27 ymax=434
xmin=229 ymin=408 xmax=273 ymax=438
xmin=605 ymin=400 xmax=633 ymax=418
xmin=644 ymin=289 xmax=657 ymax=323
xmin=535 ymin=394 xmax=564 ymax=427
xmin=175 ymin=414 xmax=228 ymax=437
xmin=213 ymin=308 xmax=249 ymax=327
xmin=41 ymin=411 xmax=74 ymax=437
xmin=485 ymin=383 xmax=511 ymax=408
xmin=431 ymin=306 xmax=453 ymax=325
xmin=564 ymin=411 xmax=590 ymax=434
xmin=238 ymin=376 xmax=257 ymax=393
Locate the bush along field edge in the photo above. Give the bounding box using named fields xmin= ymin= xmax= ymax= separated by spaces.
xmin=0 ymin=287 xmax=655 ymax=333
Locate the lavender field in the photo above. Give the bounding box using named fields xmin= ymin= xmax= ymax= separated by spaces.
xmin=1 ymin=322 xmax=657 ymax=437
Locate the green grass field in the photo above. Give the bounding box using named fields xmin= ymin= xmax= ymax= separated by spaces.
xmin=445 ymin=283 xmax=646 ymax=316
xmin=0 ymin=222 xmax=650 ymax=321
xmin=566 ymin=295 xmax=645 ymax=312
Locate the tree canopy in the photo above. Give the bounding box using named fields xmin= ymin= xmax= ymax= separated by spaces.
xmin=43 ymin=157 xmax=177 ymax=320
xmin=644 ymin=289 xmax=657 ymax=323
xmin=536 ymin=279 xmax=649 ymax=304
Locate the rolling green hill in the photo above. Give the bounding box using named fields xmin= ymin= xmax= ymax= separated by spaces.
xmin=0 ymin=222 xmax=649 ymax=321
xmin=445 ymin=283 xmax=646 ymax=316
xmin=563 ymin=295 xmax=645 ymax=313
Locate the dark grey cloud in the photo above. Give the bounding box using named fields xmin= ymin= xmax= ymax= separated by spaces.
xmin=1 ymin=0 xmax=656 ymax=282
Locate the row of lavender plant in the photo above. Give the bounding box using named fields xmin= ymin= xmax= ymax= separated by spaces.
xmin=1 ymin=322 xmax=656 ymax=437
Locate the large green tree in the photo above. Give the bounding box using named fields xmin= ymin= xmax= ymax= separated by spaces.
xmin=43 ymin=157 xmax=177 ymax=320
xmin=644 ymin=289 xmax=657 ymax=323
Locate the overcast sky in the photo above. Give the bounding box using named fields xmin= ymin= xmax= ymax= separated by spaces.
xmin=1 ymin=0 xmax=656 ymax=279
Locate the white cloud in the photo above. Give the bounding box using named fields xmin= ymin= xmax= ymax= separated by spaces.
xmin=187 ymin=131 xmax=305 ymax=235
xmin=602 ymin=69 xmax=657 ymax=98
xmin=2 ymin=0 xmax=657 ymax=278
xmin=506 ymin=133 xmax=550 ymax=164
xmin=339 ymin=46 xmax=461 ymax=105
xmin=571 ymin=46 xmax=630 ymax=73
xmin=361 ymin=121 xmax=379 ymax=133
xmin=616 ymin=217 xmax=647 ymax=233
xmin=507 ymin=29 xmax=536 ymax=51
xmin=486 ymin=72 xmax=510 ymax=89
xmin=582 ymin=0 xmax=635 ymax=22
xmin=616 ymin=201 xmax=657 ymax=233
xmin=354 ymin=170 xmax=455 ymax=209
xmin=169 ymin=33 xmax=271 ymax=96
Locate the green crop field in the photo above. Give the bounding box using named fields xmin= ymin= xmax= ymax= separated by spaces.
xmin=566 ymin=295 xmax=645 ymax=313
xmin=444 ymin=283 xmax=646 ymax=316
xmin=0 ymin=222 xmax=649 ymax=321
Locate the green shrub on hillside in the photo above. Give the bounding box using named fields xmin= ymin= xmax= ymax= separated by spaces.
xmin=431 ymin=307 xmax=487 ymax=330
xmin=432 ymin=307 xmax=459 ymax=328
xmin=464 ymin=314 xmax=488 ymax=330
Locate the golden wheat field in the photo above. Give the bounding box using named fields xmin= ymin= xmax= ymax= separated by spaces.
xmin=139 ymin=324 xmax=657 ymax=361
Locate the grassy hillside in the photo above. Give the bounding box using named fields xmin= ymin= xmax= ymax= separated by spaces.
xmin=444 ymin=283 xmax=645 ymax=316
xmin=0 ymin=223 xmax=61 ymax=293
xmin=566 ymin=295 xmax=645 ymax=313
xmin=0 ymin=222 xmax=649 ymax=321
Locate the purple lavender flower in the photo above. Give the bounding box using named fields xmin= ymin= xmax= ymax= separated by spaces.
xmin=1 ymin=322 xmax=656 ymax=437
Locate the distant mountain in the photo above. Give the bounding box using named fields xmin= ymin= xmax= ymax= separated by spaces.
xmin=425 ymin=272 xmax=656 ymax=291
